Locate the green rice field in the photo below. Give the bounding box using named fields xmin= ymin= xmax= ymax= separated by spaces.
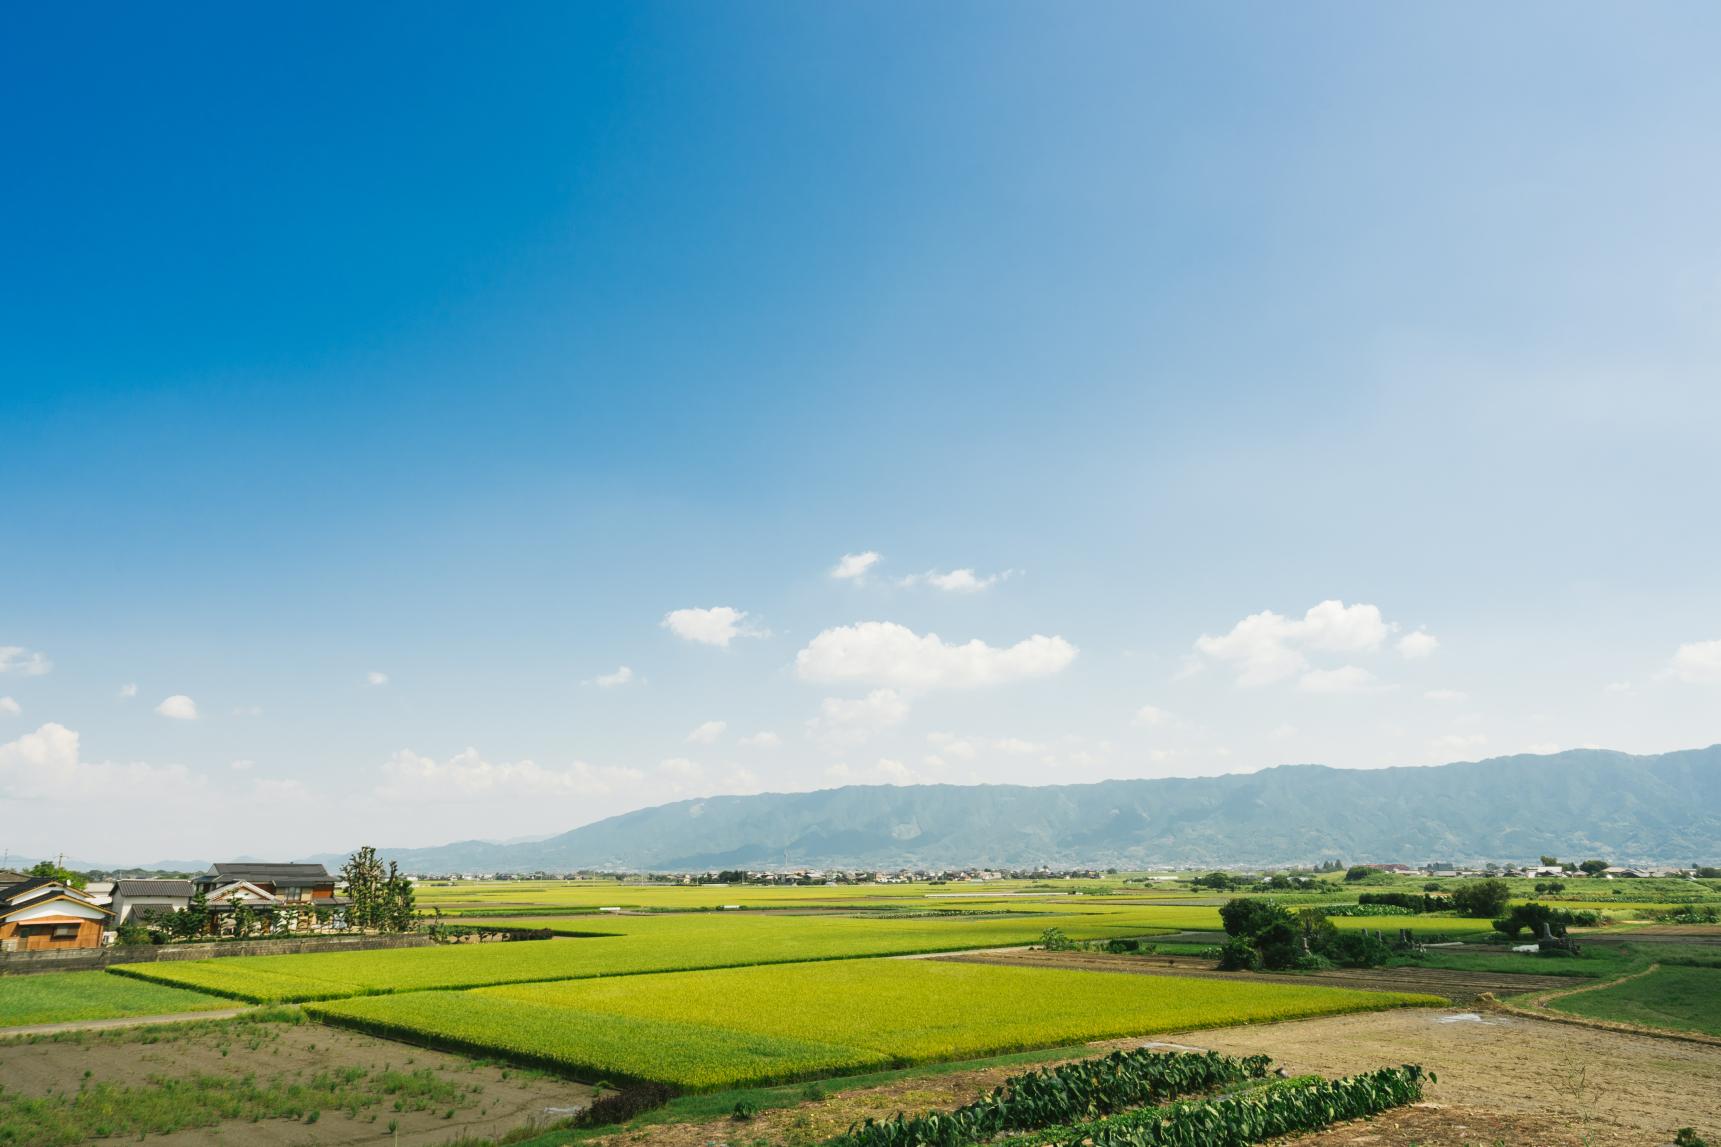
xmin=106 ymin=911 xmax=1179 ymax=1003
xmin=0 ymin=970 xmax=236 ymax=1028
xmin=308 ymin=957 xmax=1442 ymax=1089
xmin=1546 ymin=964 xmax=1721 ymax=1037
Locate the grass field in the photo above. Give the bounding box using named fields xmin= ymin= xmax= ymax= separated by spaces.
xmin=106 ymin=911 xmax=1182 ymax=1003
xmin=308 ymin=958 xmax=1441 ymax=1089
xmin=1546 ymin=965 xmax=1721 ymax=1037
xmin=0 ymin=970 xmax=236 ymax=1028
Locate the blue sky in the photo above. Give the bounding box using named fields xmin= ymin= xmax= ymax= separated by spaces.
xmin=4 ymin=4 xmax=1719 ymax=863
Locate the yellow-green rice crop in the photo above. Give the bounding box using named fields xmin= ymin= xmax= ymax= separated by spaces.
xmin=107 ymin=910 xmax=1174 ymax=1003
xmin=307 ymin=958 xmax=1441 ymax=1090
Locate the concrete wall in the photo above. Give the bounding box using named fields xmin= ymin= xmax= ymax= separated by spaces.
xmin=0 ymin=932 xmax=434 ymax=974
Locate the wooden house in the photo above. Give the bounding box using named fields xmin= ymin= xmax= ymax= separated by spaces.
xmin=0 ymin=877 xmax=113 ymax=950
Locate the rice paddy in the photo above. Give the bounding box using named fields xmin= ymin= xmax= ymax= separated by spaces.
xmin=0 ymin=970 xmax=236 ymax=1028
xmin=308 ymin=957 xmax=1443 ymax=1089
xmin=106 ymin=910 xmax=1178 ymax=1003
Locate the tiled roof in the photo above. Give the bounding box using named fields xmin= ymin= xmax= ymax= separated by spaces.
xmin=205 ymin=863 xmax=332 ymax=880
xmin=114 ymin=879 xmax=195 ymax=896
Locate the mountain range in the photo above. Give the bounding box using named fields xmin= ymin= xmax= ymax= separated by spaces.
xmin=346 ymin=745 xmax=1721 ymax=872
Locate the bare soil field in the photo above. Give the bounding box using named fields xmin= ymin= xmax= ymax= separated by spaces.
xmin=936 ymin=947 xmax=1579 ymax=1001
xmin=0 ymin=1017 xmax=592 ymax=1145
xmin=594 ymin=1008 xmax=1721 ymax=1147
xmin=1158 ymin=1007 xmax=1721 ymax=1146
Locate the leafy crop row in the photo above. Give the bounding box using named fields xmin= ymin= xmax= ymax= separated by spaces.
xmin=1318 ymin=904 xmax=1417 ymax=917
xmin=832 ymin=1049 xmax=1271 ymax=1147
xmin=1013 ymin=1064 xmax=1429 ymax=1147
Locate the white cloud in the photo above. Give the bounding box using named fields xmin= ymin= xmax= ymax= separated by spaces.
xmin=992 ymin=737 xmax=1045 ymax=755
xmin=229 ymin=758 xmax=255 ymax=771
xmin=1522 ymin=741 xmax=1562 ymax=755
xmin=155 ymin=694 xmax=199 ymax=720
xmin=795 ymin=621 xmax=1077 ymax=689
xmin=1133 ymin=704 xmax=1173 ymax=727
xmin=593 ymin=666 xmax=635 ymax=688
xmin=1194 ymin=600 xmax=1394 ymax=686
xmin=377 ymin=748 xmax=643 ymax=801
xmin=367 ymin=671 xmax=389 ymax=686
xmin=717 ymin=767 xmax=763 ymax=794
xmin=1604 ymin=680 xmax=1634 ymax=694
xmin=830 ymin=551 xmax=881 ymax=581
xmin=808 ymin=690 xmax=910 ymax=747
xmin=0 ymin=646 xmax=51 ymax=676
xmin=927 ymin=731 xmax=978 ymax=760
xmin=118 ymin=683 xmax=138 ymax=699
xmin=685 ymin=720 xmax=728 ymax=745
xmin=232 ymin=705 xmax=263 ymax=717
xmin=738 ymin=731 xmax=782 ymax=749
xmin=661 ymin=606 xmax=765 ymax=647
xmin=1298 ymin=666 xmax=1387 ymax=694
xmin=899 ymin=568 xmax=1011 ymax=593
xmin=1430 ymin=732 xmax=1488 ymax=756
xmin=251 ymin=777 xmax=308 ymax=801
xmin=0 ymin=697 xmax=17 ymax=717
xmin=657 ymin=757 xmax=703 ymax=780
xmin=874 ymin=758 xmax=915 ymax=783
xmin=0 ymin=722 xmax=199 ymax=799
xmin=1397 ymin=630 xmax=1439 ymax=659
xmin=1269 ymin=723 xmax=1298 ymax=740
xmin=1668 ymin=639 xmax=1721 ymax=685
xmin=826 ymin=758 xmax=920 ymax=786
xmin=1423 ymin=688 xmax=1468 ymax=702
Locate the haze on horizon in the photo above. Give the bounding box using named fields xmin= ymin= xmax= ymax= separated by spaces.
xmin=4 ymin=4 xmax=1719 ymax=863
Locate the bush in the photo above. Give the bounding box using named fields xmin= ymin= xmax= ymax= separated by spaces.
xmin=1323 ymin=930 xmax=1394 ymax=969
xmin=1257 ymin=921 xmax=1302 ymax=970
xmin=577 ymin=1083 xmax=675 ymax=1127
xmin=1039 ymin=927 xmax=1077 ymax=952
xmin=1359 ymin=891 xmax=1451 ymax=913
xmin=1343 ymin=865 xmax=1381 ymax=883
xmin=731 ymin=1099 xmax=760 ymax=1121
xmin=1219 ymin=898 xmax=1291 ymax=940
xmin=1451 ymin=879 xmax=1512 ymax=918
xmin=1216 ymin=938 xmax=1261 ymax=971
xmin=1491 ymin=903 xmax=1601 ymax=939
xmin=1292 ymin=952 xmax=1336 ymax=971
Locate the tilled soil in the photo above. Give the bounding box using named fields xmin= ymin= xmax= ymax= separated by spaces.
xmin=594 ymin=1009 xmax=1721 ymax=1147
xmin=0 ymin=1018 xmax=592 ymax=1145
xmin=1146 ymin=1007 xmax=1721 ymax=1146
xmin=935 ymin=947 xmax=1580 ymax=1001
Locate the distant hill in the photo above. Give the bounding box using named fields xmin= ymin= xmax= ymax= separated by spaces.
xmin=360 ymin=745 xmax=1721 ymax=872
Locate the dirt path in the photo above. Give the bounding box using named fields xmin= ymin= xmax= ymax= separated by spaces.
xmin=935 ymin=947 xmax=1579 ymax=1001
xmin=0 ymin=1007 xmax=250 ymax=1037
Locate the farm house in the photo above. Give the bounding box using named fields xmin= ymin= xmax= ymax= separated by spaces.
xmin=0 ymin=875 xmax=113 ymax=951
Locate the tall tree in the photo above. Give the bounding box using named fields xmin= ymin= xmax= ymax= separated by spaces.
xmin=342 ymin=846 xmax=386 ymax=931
xmin=27 ymin=859 xmax=86 ymax=889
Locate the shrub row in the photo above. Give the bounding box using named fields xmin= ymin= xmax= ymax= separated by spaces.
xmin=1319 ymin=904 xmax=1416 ymax=918
xmin=832 ymin=1049 xmax=1271 ymax=1147
xmin=1357 ymin=892 xmax=1452 ymax=913
xmin=1025 ymin=1063 xmax=1430 ymax=1147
